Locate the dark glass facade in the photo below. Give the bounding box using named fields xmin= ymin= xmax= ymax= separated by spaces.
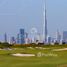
xmin=20 ymin=29 xmax=25 ymax=44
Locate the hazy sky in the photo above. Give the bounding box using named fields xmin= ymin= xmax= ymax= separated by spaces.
xmin=0 ymin=0 xmax=67 ymax=41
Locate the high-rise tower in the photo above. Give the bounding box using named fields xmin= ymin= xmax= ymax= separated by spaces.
xmin=56 ymin=29 xmax=61 ymax=43
xmin=20 ymin=29 xmax=25 ymax=44
xmin=17 ymin=33 xmax=20 ymax=44
xmin=43 ymin=0 xmax=48 ymax=44
xmin=4 ymin=33 xmax=7 ymax=42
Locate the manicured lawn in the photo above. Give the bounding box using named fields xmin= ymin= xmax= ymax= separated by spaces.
xmin=0 ymin=46 xmax=67 ymax=67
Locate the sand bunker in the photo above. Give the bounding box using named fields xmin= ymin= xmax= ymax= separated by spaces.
xmin=0 ymin=48 xmax=12 ymax=50
xmin=12 ymin=53 xmax=35 ymax=57
xmin=53 ymin=48 xmax=67 ymax=51
xmin=35 ymin=47 xmax=50 ymax=50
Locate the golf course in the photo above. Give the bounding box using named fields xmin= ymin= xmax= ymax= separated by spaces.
xmin=0 ymin=45 xmax=67 ymax=67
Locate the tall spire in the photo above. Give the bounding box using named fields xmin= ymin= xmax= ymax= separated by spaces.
xmin=43 ymin=0 xmax=48 ymax=44
xmin=45 ymin=0 xmax=48 ymax=43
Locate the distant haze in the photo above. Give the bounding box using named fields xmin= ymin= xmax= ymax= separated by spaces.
xmin=0 ymin=0 xmax=67 ymax=41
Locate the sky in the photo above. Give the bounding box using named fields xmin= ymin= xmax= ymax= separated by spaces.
xmin=0 ymin=0 xmax=67 ymax=41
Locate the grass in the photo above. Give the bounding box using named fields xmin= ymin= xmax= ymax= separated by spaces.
xmin=0 ymin=45 xmax=67 ymax=67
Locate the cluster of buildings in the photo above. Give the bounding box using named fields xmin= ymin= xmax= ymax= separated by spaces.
xmin=4 ymin=29 xmax=29 ymax=44
xmin=3 ymin=29 xmax=67 ymax=45
xmin=3 ymin=1 xmax=67 ymax=45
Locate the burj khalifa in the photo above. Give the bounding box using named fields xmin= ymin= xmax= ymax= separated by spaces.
xmin=43 ymin=0 xmax=48 ymax=44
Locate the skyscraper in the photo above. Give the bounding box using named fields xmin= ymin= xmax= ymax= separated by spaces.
xmin=10 ymin=36 xmax=16 ymax=44
xmin=48 ymin=36 xmax=52 ymax=44
xmin=4 ymin=33 xmax=7 ymax=43
xmin=20 ymin=29 xmax=25 ymax=44
xmin=17 ymin=33 xmax=20 ymax=44
xmin=25 ymin=32 xmax=28 ymax=38
xmin=63 ymin=31 xmax=67 ymax=43
xmin=43 ymin=0 xmax=48 ymax=44
xmin=56 ymin=30 xmax=61 ymax=43
xmin=25 ymin=32 xmax=29 ymax=44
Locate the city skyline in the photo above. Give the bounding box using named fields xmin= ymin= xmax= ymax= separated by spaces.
xmin=0 ymin=0 xmax=67 ymax=41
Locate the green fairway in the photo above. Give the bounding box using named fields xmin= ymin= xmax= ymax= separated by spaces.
xmin=0 ymin=46 xmax=67 ymax=67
